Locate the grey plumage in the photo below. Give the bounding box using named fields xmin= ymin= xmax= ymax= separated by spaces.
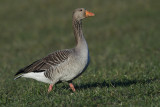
xmin=15 ymin=49 xmax=73 ymax=81
xmin=14 ymin=8 xmax=94 ymax=92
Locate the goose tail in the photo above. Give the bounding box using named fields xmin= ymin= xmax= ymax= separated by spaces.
xmin=14 ymin=74 xmax=23 ymax=80
xmin=14 ymin=69 xmax=24 ymax=80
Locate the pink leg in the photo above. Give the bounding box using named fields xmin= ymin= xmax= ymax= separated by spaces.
xmin=69 ymin=83 xmax=76 ymax=92
xmin=48 ymin=84 xmax=53 ymax=93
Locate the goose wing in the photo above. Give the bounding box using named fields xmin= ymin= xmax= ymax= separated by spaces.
xmin=15 ymin=49 xmax=72 ymax=76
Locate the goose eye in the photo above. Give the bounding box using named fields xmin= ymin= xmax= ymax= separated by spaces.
xmin=80 ymin=9 xmax=82 ymax=11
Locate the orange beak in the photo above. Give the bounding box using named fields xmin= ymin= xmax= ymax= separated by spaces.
xmin=85 ymin=10 xmax=95 ymax=17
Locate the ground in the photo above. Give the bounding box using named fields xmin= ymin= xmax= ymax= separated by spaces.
xmin=0 ymin=0 xmax=160 ymax=106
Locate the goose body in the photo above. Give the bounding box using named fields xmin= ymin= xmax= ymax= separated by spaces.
xmin=14 ymin=8 xmax=94 ymax=92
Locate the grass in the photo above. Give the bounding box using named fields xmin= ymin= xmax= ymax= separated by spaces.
xmin=0 ymin=0 xmax=160 ymax=106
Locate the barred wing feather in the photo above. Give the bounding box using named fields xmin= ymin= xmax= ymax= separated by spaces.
xmin=15 ymin=49 xmax=72 ymax=76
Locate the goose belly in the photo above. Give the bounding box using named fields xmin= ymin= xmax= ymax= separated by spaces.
xmin=60 ymin=54 xmax=89 ymax=81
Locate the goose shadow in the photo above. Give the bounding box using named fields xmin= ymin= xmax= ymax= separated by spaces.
xmin=74 ymin=77 xmax=159 ymax=90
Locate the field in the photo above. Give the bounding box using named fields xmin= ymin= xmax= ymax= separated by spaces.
xmin=0 ymin=0 xmax=160 ymax=106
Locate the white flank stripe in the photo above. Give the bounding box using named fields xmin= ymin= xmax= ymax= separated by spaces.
xmin=22 ymin=72 xmax=52 ymax=84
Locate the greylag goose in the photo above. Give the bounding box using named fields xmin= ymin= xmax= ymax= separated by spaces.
xmin=14 ymin=8 xmax=95 ymax=93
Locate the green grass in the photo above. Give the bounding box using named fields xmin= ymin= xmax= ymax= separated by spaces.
xmin=0 ymin=0 xmax=160 ymax=106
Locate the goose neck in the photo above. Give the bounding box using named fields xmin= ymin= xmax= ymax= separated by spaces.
xmin=72 ymin=19 xmax=84 ymax=44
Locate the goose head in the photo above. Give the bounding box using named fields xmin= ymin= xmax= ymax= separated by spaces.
xmin=73 ymin=8 xmax=95 ymax=20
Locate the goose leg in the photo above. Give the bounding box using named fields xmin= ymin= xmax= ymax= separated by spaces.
xmin=69 ymin=83 xmax=76 ymax=92
xmin=48 ymin=84 xmax=53 ymax=93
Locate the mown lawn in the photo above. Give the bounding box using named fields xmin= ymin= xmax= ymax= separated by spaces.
xmin=0 ymin=0 xmax=160 ymax=106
